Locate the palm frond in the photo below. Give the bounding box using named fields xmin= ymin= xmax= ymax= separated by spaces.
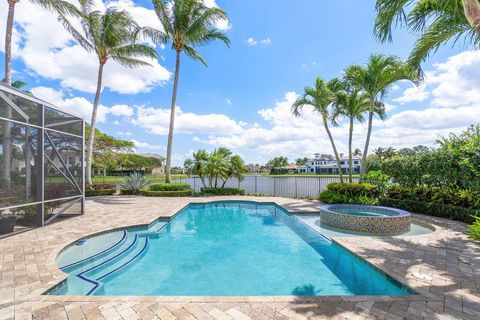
xmin=183 ymin=44 xmax=207 ymax=66
xmin=374 ymin=0 xmax=414 ymax=42
xmin=408 ymin=15 xmax=472 ymax=66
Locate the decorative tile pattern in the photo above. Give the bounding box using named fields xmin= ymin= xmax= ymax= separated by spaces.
xmin=0 ymin=195 xmax=479 ymax=319
xmin=320 ymin=204 xmax=412 ymax=235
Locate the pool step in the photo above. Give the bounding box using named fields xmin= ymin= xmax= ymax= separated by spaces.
xmin=70 ymin=235 xmax=149 ymax=295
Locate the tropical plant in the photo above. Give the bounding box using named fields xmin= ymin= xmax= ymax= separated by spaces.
xmin=57 ymin=1 xmax=157 ymax=184
xmin=467 ymin=216 xmax=480 ymax=240
xmin=292 ymin=77 xmax=345 ymax=182
xmin=332 ymin=86 xmax=372 ymax=182
xmin=184 ymin=148 xmax=247 ymax=189
xmin=140 ymin=0 xmax=231 ymax=183
xmin=344 ymin=54 xmax=419 ymax=177
xmin=374 ymin=0 xmax=480 ymax=67
xmin=122 ymin=172 xmax=150 ymax=194
xmin=295 ymin=157 xmax=309 ymax=166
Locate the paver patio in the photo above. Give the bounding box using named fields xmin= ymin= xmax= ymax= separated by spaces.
xmin=0 ymin=196 xmax=479 ymax=319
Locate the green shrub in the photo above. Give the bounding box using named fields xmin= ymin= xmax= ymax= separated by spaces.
xmin=326 ymin=182 xmax=379 ymax=198
xmin=200 ymin=188 xmax=245 ymax=196
xmin=467 ymin=216 xmax=480 ymax=240
xmin=385 ymin=185 xmax=480 ymax=209
xmin=120 ymin=189 xmax=136 ymax=195
xmin=363 ymin=170 xmax=390 ymax=195
xmin=85 ymin=189 xmax=116 ymax=197
xmin=140 ymin=189 xmax=192 ymax=197
xmin=319 ymin=190 xmax=378 ymax=205
xmin=379 ymin=198 xmax=479 ymax=224
xmin=150 ymin=183 xmax=190 ymax=191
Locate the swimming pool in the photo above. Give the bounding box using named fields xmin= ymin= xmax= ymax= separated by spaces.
xmin=50 ymin=201 xmax=412 ymax=296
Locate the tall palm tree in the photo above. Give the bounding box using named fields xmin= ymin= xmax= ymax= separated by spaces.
xmin=292 ymin=77 xmax=345 ymax=182
xmin=141 ymin=0 xmax=230 ymax=183
xmin=3 ymin=0 xmax=75 ymax=85
xmin=374 ymin=0 xmax=480 ymax=67
xmin=57 ymin=1 xmax=157 ymax=184
xmin=332 ymin=87 xmax=372 ymax=182
xmin=344 ymin=54 xmax=419 ymax=177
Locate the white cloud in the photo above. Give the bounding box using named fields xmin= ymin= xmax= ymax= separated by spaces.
xmin=246 ymin=38 xmax=258 ymax=46
xmin=30 ymin=86 xmax=133 ymax=123
xmin=393 ymin=84 xmax=429 ymax=104
xmin=246 ymin=37 xmax=271 ymax=47
xmin=131 ymin=139 xmax=165 ymax=151
xmin=260 ymin=37 xmax=272 ymax=45
xmin=0 ymin=0 xmax=171 ymax=94
xmin=133 ymin=105 xmax=244 ymax=136
xmin=110 ymin=104 xmax=134 ymax=117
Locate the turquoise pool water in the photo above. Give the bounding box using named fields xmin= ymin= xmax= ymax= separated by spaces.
xmin=51 ymin=201 xmax=412 ymax=296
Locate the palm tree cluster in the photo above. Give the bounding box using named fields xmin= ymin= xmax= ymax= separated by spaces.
xmin=184 ymin=148 xmax=248 ymax=189
xmin=2 ymin=0 xmax=230 ymax=185
xmin=292 ymin=54 xmax=419 ymax=183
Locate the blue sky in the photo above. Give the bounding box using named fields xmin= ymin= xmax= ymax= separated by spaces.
xmin=1 ymin=0 xmax=479 ymax=165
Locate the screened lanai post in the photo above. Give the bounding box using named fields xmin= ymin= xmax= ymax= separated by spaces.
xmin=25 ymin=126 xmax=31 ymax=199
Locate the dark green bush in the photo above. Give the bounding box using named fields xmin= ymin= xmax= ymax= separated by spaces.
xmin=325 ymin=182 xmax=379 ymax=198
xmin=85 ymin=189 xmax=116 ymax=197
xmin=200 ymin=188 xmax=245 ymax=195
xmin=150 ymin=183 xmax=190 ymax=192
xmin=120 ymin=189 xmax=137 ymax=195
xmin=140 ymin=189 xmax=192 ymax=197
xmin=379 ymin=198 xmax=479 ymax=224
xmin=468 ymin=216 xmax=480 ymax=240
xmin=319 ymin=190 xmax=378 ymax=205
xmin=385 ymin=185 xmax=480 ymax=209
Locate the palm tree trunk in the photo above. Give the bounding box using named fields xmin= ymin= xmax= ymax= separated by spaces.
xmin=1 ymin=1 xmax=16 ymax=192
xmin=348 ymin=117 xmax=354 ymax=183
xmin=4 ymin=0 xmax=16 ymax=85
xmin=85 ymin=62 xmax=105 ymax=185
xmin=462 ymin=0 xmax=480 ymax=32
xmin=165 ymin=50 xmax=181 ymax=184
xmin=323 ymin=116 xmax=344 ymax=183
xmin=361 ymin=105 xmax=374 ymax=178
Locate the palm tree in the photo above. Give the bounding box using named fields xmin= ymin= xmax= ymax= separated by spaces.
xmin=344 ymin=54 xmax=419 ymax=177
xmin=374 ymin=0 xmax=480 ymax=67
xmin=3 ymin=0 xmax=75 ymax=85
xmin=141 ymin=0 xmax=230 ymax=183
xmin=292 ymin=77 xmax=345 ymax=182
xmin=57 ymin=1 xmax=157 ymax=184
xmin=332 ymin=87 xmax=372 ymax=182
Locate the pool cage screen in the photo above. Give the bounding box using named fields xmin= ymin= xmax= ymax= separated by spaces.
xmin=0 ymin=82 xmax=84 ymax=226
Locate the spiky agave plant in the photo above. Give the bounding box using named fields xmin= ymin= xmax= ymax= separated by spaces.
xmin=122 ymin=172 xmax=150 ymax=194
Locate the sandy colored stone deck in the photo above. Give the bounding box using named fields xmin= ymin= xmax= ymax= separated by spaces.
xmin=0 ymin=196 xmax=479 ymax=319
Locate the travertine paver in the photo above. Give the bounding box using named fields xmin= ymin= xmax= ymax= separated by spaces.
xmin=0 ymin=195 xmax=479 ymax=319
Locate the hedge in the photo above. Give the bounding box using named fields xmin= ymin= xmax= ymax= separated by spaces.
xmin=386 ymin=185 xmax=480 ymax=209
xmin=85 ymin=189 xmax=116 ymax=197
xmin=200 ymin=188 xmax=245 ymax=195
xmin=379 ymin=198 xmax=479 ymax=224
xmin=326 ymin=182 xmax=379 ymax=198
xmin=140 ymin=189 xmax=192 ymax=197
xmin=150 ymin=183 xmax=190 ymax=192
